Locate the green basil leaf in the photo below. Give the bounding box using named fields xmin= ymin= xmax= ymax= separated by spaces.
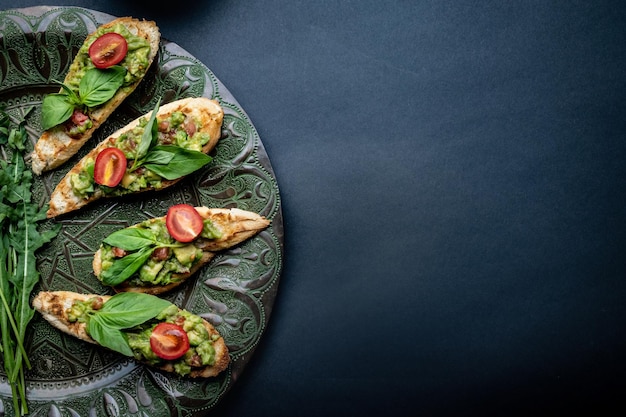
xmin=41 ymin=94 xmax=74 ymax=130
xmin=140 ymin=148 xmax=176 ymax=165
xmin=88 ymin=315 xmax=134 ymax=356
xmin=86 ymin=293 xmax=172 ymax=356
xmin=56 ymin=82 xmax=81 ymax=105
xmin=79 ymin=66 xmax=126 ymax=108
xmin=143 ymin=145 xmax=213 ymax=180
xmin=100 ymin=246 xmax=152 ymax=286
xmin=134 ymin=99 xmax=161 ymax=163
xmin=97 ymin=292 xmax=172 ymax=328
xmin=103 ymin=227 xmax=158 ymax=251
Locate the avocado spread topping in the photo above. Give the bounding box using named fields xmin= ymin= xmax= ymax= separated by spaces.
xmin=99 ymin=216 xmax=222 ymax=287
xmin=67 ymin=23 xmax=151 ymax=91
xmin=67 ymin=296 xmax=221 ymax=377
xmin=70 ymin=110 xmax=211 ymax=198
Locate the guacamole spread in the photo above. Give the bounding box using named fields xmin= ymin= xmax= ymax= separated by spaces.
xmin=70 ymin=110 xmax=211 ymax=198
xmin=67 ymin=298 xmax=221 ymax=376
xmin=67 ymin=22 xmax=152 ymax=91
xmin=99 ymin=216 xmax=222 ymax=287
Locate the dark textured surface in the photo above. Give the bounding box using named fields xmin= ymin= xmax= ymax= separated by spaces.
xmin=3 ymin=1 xmax=626 ymax=416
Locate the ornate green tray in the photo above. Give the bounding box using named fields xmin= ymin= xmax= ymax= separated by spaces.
xmin=0 ymin=6 xmax=283 ymax=416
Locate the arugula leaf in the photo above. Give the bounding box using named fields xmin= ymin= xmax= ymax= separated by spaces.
xmin=99 ymin=246 xmax=153 ymax=286
xmin=103 ymin=227 xmax=158 ymax=251
xmin=79 ymin=66 xmax=126 ymax=107
xmin=1 ymin=109 xmax=61 ymax=416
xmin=143 ymin=145 xmax=213 ymax=180
xmin=8 ymin=125 xmax=28 ymax=152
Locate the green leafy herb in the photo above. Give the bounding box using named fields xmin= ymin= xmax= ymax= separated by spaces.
xmin=84 ymin=292 xmax=172 ymax=356
xmin=99 ymin=222 xmax=188 ymax=286
xmin=102 ymin=227 xmax=159 ymax=251
xmin=142 ymin=145 xmax=213 ymax=180
xmin=133 ymin=99 xmax=161 ymax=165
xmin=87 ymin=318 xmax=133 ymax=356
xmin=41 ymin=66 xmax=126 ymax=130
xmin=40 ymin=94 xmax=75 ymax=129
xmin=0 ymin=107 xmax=61 ymax=416
xmin=79 ymin=66 xmax=126 ymax=107
xmin=99 ymin=246 xmax=153 ymax=286
xmin=125 ymin=99 xmax=213 ymax=180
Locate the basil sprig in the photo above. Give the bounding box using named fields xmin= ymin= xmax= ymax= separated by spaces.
xmin=142 ymin=146 xmax=214 ymax=180
xmin=127 ymin=99 xmax=213 ymax=180
xmin=130 ymin=99 xmax=161 ymax=170
xmin=41 ymin=66 xmax=126 ymax=130
xmin=85 ymin=292 xmax=172 ymax=356
xmin=99 ymin=226 xmax=185 ymax=286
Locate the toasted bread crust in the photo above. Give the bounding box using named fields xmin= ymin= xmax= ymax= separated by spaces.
xmin=32 ymin=290 xmax=230 ymax=378
xmin=93 ymin=207 xmax=270 ymax=294
xmin=31 ymin=17 xmax=161 ymax=175
xmin=32 ymin=290 xmax=99 ymax=343
xmin=46 ymin=97 xmax=224 ymax=218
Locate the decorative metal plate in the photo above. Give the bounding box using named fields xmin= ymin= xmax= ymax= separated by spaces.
xmin=0 ymin=6 xmax=283 ymax=416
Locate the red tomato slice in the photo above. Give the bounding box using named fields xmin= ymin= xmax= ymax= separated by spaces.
xmin=88 ymin=32 xmax=128 ymax=69
xmin=94 ymin=147 xmax=127 ymax=187
xmin=166 ymin=204 xmax=204 ymax=243
xmin=150 ymin=323 xmax=190 ymax=360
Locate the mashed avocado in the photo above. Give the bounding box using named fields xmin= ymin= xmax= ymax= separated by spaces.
xmin=99 ymin=217 xmax=222 ymax=287
xmin=66 ymin=23 xmax=151 ymax=91
xmin=69 ymin=110 xmax=211 ymax=198
xmin=67 ymin=298 xmax=219 ymax=376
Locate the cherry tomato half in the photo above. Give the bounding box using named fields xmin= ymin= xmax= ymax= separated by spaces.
xmin=150 ymin=322 xmax=190 ymax=360
xmin=166 ymin=204 xmax=204 ymax=243
xmin=94 ymin=147 xmax=127 ymax=187
xmin=88 ymin=32 xmax=128 ymax=69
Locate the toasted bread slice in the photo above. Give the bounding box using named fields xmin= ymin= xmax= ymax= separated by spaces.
xmin=93 ymin=207 xmax=270 ymax=294
xmin=32 ymin=290 xmax=230 ymax=378
xmin=46 ymin=97 xmax=224 ymax=218
xmin=31 ymin=17 xmax=161 ymax=175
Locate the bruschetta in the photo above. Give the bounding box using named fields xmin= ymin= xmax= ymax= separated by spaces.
xmin=46 ymin=96 xmax=224 ymax=218
xmin=32 ymin=290 xmax=230 ymax=378
xmin=93 ymin=205 xmax=270 ymax=294
xmin=31 ymin=17 xmax=161 ymax=175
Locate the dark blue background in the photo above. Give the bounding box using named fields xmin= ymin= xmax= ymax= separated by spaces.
xmin=5 ymin=1 xmax=626 ymax=415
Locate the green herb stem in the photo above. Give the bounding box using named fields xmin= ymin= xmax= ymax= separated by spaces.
xmin=0 ymin=107 xmax=61 ymax=416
